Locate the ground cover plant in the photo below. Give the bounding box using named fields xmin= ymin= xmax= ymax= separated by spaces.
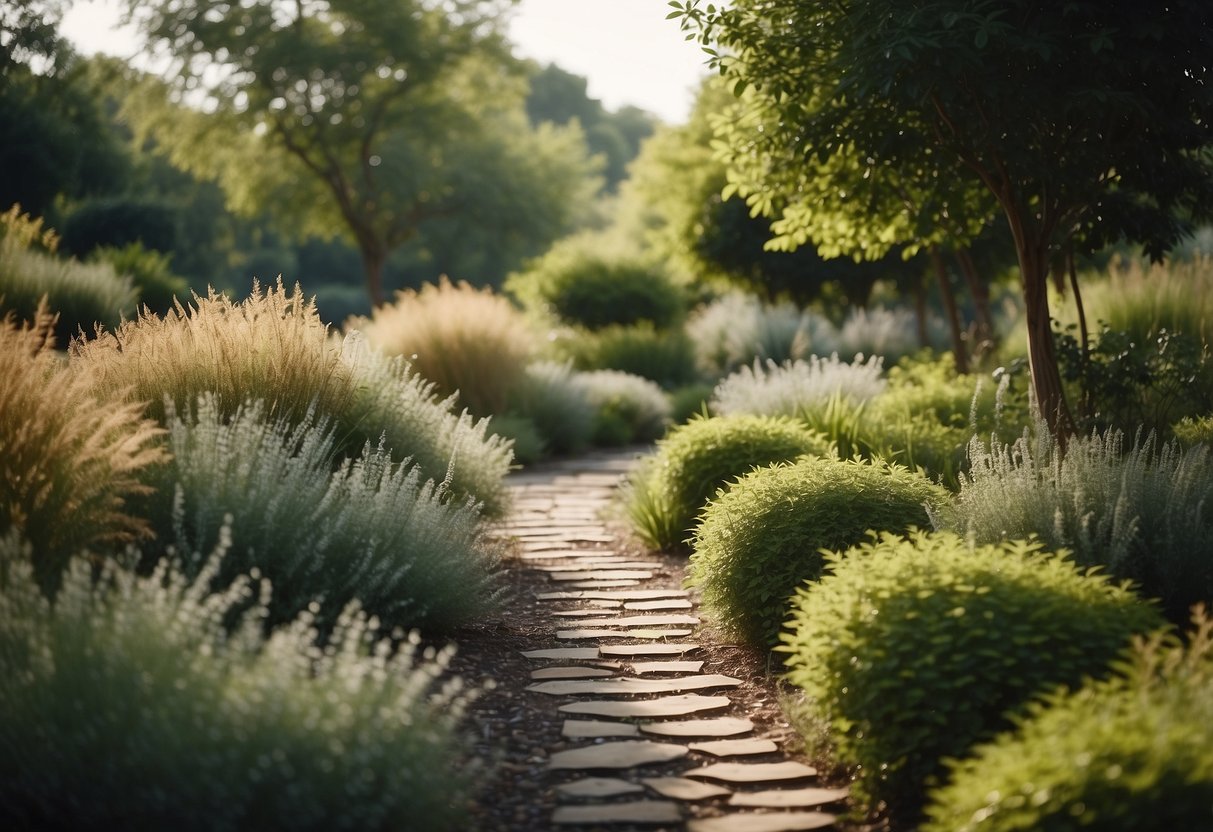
xmin=781 ymin=531 xmax=1165 ymax=823
xmin=138 ymin=395 xmax=503 ymax=634
xmin=0 ymin=534 xmax=476 ymax=831
xmin=923 ymin=610 xmax=1213 ymax=832
xmin=688 ymin=457 xmax=948 ymax=648
xmin=934 ymin=425 xmax=1213 ymax=622
xmin=624 ymin=414 xmax=832 ymax=551
xmin=70 ymin=279 xmax=512 ymax=514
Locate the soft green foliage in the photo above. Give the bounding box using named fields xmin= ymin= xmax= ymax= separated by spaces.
xmin=507 ymin=360 xmax=595 ymax=457
xmin=689 ymin=457 xmax=948 ymax=648
xmin=669 ymin=382 xmax=715 ymax=424
xmin=578 ymin=370 xmax=672 ymax=446
xmin=88 ymin=241 xmax=189 ymax=315
xmin=486 ymin=412 xmax=546 ymax=466
xmin=934 ymin=425 xmax=1213 ymax=622
xmin=686 ymin=292 xmax=836 ymax=378
xmin=625 ymin=414 xmax=832 ymax=551
xmin=923 ymin=611 xmax=1213 ymax=832
xmin=781 ymin=531 xmax=1165 ymax=821
xmin=1173 ymin=415 xmax=1213 ymax=448
xmin=553 ymin=322 xmax=699 ymax=389
xmin=71 ymin=280 xmax=512 ymax=514
xmin=710 ymin=354 xmax=886 ymax=419
xmin=358 ymin=278 xmax=536 ymax=417
xmin=0 ymin=307 xmax=166 ymax=591
xmin=836 ymin=307 xmax=924 ymax=366
xmin=139 ymin=396 xmax=503 ymax=634
xmin=507 ymin=237 xmax=685 ymax=331
xmin=0 ymin=534 xmax=476 ymax=830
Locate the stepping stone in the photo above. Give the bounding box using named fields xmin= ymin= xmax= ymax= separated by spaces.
xmin=562 ymin=720 xmax=641 ymax=739
xmin=689 ymin=738 xmax=779 ymax=757
xmin=559 ymin=694 xmax=731 ymax=719
xmin=535 ymin=562 xmax=662 ymax=572
xmin=556 ymin=628 xmax=695 ymax=640
xmin=625 ymin=599 xmax=695 ymax=611
xmin=640 ymin=717 xmax=755 ymax=738
xmin=519 ymin=550 xmax=623 ymax=561
xmin=551 ymin=609 xmax=614 ymax=618
xmin=685 ymin=762 xmax=819 ymax=783
xmin=548 ymin=740 xmax=688 ymax=770
xmin=528 ymin=674 xmax=742 ymax=696
xmin=642 ymin=776 xmax=732 ymax=801
xmin=600 ymin=643 xmax=701 ymax=657
xmin=550 ymin=571 xmax=654 ymax=582
xmin=571 ymin=614 xmax=700 ymax=627
xmin=522 ymin=541 xmax=578 ymax=552
xmin=729 ymin=787 xmax=850 ymax=808
xmin=631 ymin=660 xmax=705 ymax=675
xmin=560 ymin=580 xmax=641 ymax=589
xmin=553 ymin=801 xmax=682 ymax=825
xmin=588 ymin=599 xmax=623 ymax=608
xmin=555 ymin=777 xmax=644 ymax=799
xmin=539 ymin=533 xmax=618 ymax=544
xmin=531 ymin=666 xmax=617 ymax=680
xmin=537 ymin=589 xmax=689 ymax=601
xmin=687 ymin=812 xmax=836 ymax=832
xmin=522 ymin=647 xmax=600 ymax=660
xmin=512 ymin=528 xmax=609 ymax=539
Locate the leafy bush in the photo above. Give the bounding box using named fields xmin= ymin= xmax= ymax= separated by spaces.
xmin=0 ymin=306 xmax=165 ymax=591
xmin=835 ymin=306 xmax=925 ymax=365
xmin=934 ymin=424 xmax=1213 ymax=622
xmin=58 ymin=195 xmax=180 ymax=256
xmin=71 ymin=280 xmax=512 ymax=514
xmin=88 ymin=241 xmax=189 ymax=315
xmin=553 ymin=322 xmax=699 ymax=388
xmin=507 ymin=360 xmax=595 ymax=457
xmin=1173 ymin=414 xmax=1213 ymax=447
xmin=0 ymin=535 xmax=476 ymax=831
xmin=578 ymin=369 xmax=671 ymax=445
xmin=507 ymin=239 xmax=685 ymax=331
xmin=310 ymin=282 xmax=372 ymax=326
xmin=781 ymin=531 xmax=1165 ymax=822
xmin=139 ymin=396 xmax=503 ymax=634
xmin=486 ymin=413 xmax=546 ymax=466
xmin=358 ymin=277 xmax=535 ymax=417
xmin=689 ymin=457 xmax=948 ymax=648
xmin=923 ymin=611 xmax=1213 ymax=832
xmin=686 ymin=292 xmax=836 ymax=377
xmin=710 ymin=354 xmax=886 ymax=418
xmin=624 ymin=414 xmax=832 ymax=551
xmin=669 ymin=382 xmax=715 ymax=424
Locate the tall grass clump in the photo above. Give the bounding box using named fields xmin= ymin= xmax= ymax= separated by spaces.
xmin=836 ymin=306 xmax=932 ymax=366
xmin=710 ymin=354 xmax=886 ymax=419
xmin=0 ymin=534 xmax=476 ymax=831
xmin=358 ymin=277 xmax=536 ymax=416
xmin=686 ymin=292 xmax=837 ymax=377
xmin=933 ymin=424 xmax=1213 ymax=622
xmin=689 ymin=457 xmax=948 ymax=648
xmin=71 ymin=280 xmax=512 ymax=514
xmin=139 ymin=395 xmax=503 ymax=634
xmin=624 ymin=414 xmax=832 ymax=551
xmin=782 ymin=530 xmax=1164 ymax=823
xmin=577 ymin=370 xmax=672 ymax=445
xmin=0 ymin=307 xmax=166 ymax=590
xmin=1063 ymin=256 xmax=1213 ymax=346
xmin=552 ymin=322 xmax=699 ymax=389
xmin=924 ymin=610 xmax=1213 ymax=832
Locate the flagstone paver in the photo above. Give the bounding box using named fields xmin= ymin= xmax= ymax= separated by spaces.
xmin=688 ymin=738 xmax=780 ymax=757
xmin=625 ymin=599 xmax=696 ymax=611
xmin=642 ymin=777 xmax=733 ymax=801
xmin=555 ymin=627 xmax=695 ymax=640
xmin=536 ymin=589 xmax=690 ymax=601
xmin=599 ymin=642 xmax=702 ymax=657
xmin=552 ymin=801 xmax=683 ymax=825
xmin=728 ymin=787 xmax=850 ymax=808
xmin=630 ymin=660 xmax=705 ymax=675
xmin=530 ymin=666 xmax=617 ymax=680
xmin=687 ymin=812 xmax=837 ymax=832
xmin=568 ymin=614 xmax=701 ymax=627
xmin=555 ymin=777 xmax=645 ymax=799
xmin=528 ymin=674 xmax=743 ymax=696
xmin=559 ymin=694 xmax=732 ymax=719
xmin=548 ymin=740 xmax=689 ymax=770
xmin=562 ymin=719 xmax=642 ymax=739
xmin=684 ymin=762 xmax=819 ymax=783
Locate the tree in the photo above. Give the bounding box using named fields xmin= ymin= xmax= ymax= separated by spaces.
xmin=123 ymin=0 xmax=553 ymax=305
xmin=678 ymin=0 xmax=1213 ymax=432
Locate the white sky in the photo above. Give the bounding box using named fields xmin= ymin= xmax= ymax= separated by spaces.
xmin=60 ymin=0 xmax=710 ymax=123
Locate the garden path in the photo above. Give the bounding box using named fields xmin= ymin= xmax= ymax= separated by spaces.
xmin=461 ymin=447 xmax=848 ymax=831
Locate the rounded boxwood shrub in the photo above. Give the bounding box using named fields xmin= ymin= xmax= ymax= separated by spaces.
xmin=689 ymin=457 xmax=949 ymax=648
xmin=781 ymin=531 xmax=1166 ymax=823
xmin=625 ymin=414 xmax=832 ymax=551
xmin=923 ymin=613 xmax=1213 ymax=832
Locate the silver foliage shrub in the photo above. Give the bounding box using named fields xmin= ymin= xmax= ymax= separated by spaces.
xmin=687 ymin=292 xmax=839 ymax=378
xmin=710 ymin=353 xmax=887 ymax=419
xmin=577 ymin=369 xmax=672 ymax=444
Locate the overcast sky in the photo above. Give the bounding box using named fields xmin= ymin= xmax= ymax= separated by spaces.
xmin=60 ymin=0 xmax=711 ymax=123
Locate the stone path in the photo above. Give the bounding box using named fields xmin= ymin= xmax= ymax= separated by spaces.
xmin=489 ymin=448 xmax=847 ymax=831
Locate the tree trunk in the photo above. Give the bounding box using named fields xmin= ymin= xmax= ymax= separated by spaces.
xmin=1067 ymin=247 xmax=1091 ymax=420
xmin=361 ymin=245 xmax=387 ymax=307
xmin=955 ymin=248 xmax=995 ymax=354
xmin=930 ymin=246 xmax=969 ymax=374
xmin=912 ymin=278 xmax=930 ymax=348
xmin=1018 ymin=242 xmax=1074 ymax=437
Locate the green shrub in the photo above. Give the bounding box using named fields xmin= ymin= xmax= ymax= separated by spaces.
xmin=710 ymin=354 xmax=886 ymax=419
xmin=58 ymin=196 xmax=180 ymax=256
xmin=507 ymin=360 xmax=595 ymax=456
xmin=486 ymin=413 xmax=546 ymax=465
xmin=923 ymin=611 xmax=1213 ymax=832
xmin=0 ymin=535 xmax=476 ymax=831
xmin=689 ymin=457 xmax=948 ymax=648
xmin=140 ymin=395 xmax=504 ymax=634
xmin=553 ymin=322 xmax=699 ymax=388
xmin=686 ymin=292 xmax=835 ymax=377
xmin=934 ymin=424 xmax=1213 ymax=622
xmin=71 ymin=280 xmax=512 ymax=515
xmin=507 ymin=239 xmax=685 ymax=331
xmin=668 ymin=382 xmax=714 ymax=424
xmin=88 ymin=241 xmax=189 ymax=315
xmin=310 ymin=282 xmax=372 ymax=326
xmin=781 ymin=531 xmax=1165 ymax=822
xmin=1173 ymin=414 xmax=1213 ymax=447
xmin=624 ymin=414 xmax=832 ymax=551
xmin=578 ymin=369 xmax=672 ymax=446
xmin=836 ymin=306 xmax=924 ymax=365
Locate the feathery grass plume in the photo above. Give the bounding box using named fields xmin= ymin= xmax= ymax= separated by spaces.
xmin=0 ymin=532 xmax=477 ymax=830
xmin=140 ymin=395 xmax=504 ymax=634
xmin=577 ymin=369 xmax=672 ymax=445
xmin=70 ymin=280 xmax=511 ymax=514
xmin=0 ymin=306 xmax=166 ymax=590
xmin=686 ymin=292 xmax=837 ymax=377
xmin=711 ymin=353 xmax=886 ymax=419
xmin=934 ymin=422 xmax=1213 ymax=623
xmin=358 ymin=277 xmax=535 ymax=417
xmin=924 ymin=609 xmax=1213 ymax=832
xmin=836 ymin=306 xmax=931 ymax=365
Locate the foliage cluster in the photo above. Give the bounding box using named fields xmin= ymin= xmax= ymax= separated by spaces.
xmin=577 ymin=370 xmax=672 ymax=446
xmin=551 ymin=321 xmax=699 ymax=389
xmin=87 ymin=241 xmax=189 ymax=316
xmin=502 ymin=360 xmax=595 ymax=459
xmin=781 ymin=531 xmax=1165 ymax=821
xmin=686 ymin=292 xmax=819 ymax=377
xmin=688 ymin=457 xmax=947 ymax=647
xmin=710 ymin=354 xmax=886 ymax=419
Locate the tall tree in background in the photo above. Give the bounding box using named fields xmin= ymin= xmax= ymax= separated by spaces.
xmin=679 ymin=0 xmax=1213 ymax=433
xmin=124 ymin=0 xmax=536 ymax=305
